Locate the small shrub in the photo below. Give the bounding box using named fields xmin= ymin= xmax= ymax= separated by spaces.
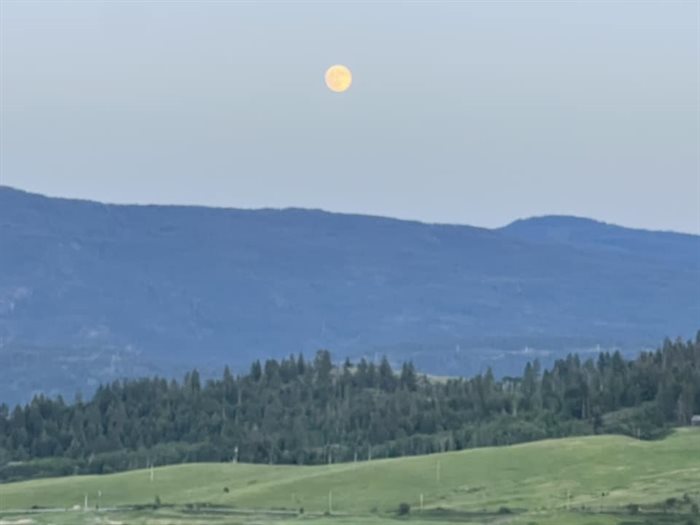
xmin=627 ymin=503 xmax=640 ymax=515
xmin=223 ymin=487 xmax=229 ymax=493
xmin=397 ymin=502 xmax=411 ymax=516
xmin=498 ymin=506 xmax=512 ymax=515
xmin=154 ymin=495 xmax=162 ymax=508
xmin=692 ymin=503 xmax=699 ymax=515
xmin=298 ymin=507 xmax=304 ymax=515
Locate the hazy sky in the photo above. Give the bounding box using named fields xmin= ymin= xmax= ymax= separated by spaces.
xmin=1 ymin=1 xmax=698 ymax=233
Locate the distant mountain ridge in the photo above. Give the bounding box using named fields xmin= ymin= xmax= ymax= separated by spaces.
xmin=1 ymin=186 xmax=698 ymax=403
xmin=503 ymin=215 xmax=698 ymax=267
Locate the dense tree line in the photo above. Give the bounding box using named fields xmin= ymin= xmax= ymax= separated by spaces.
xmin=0 ymin=333 xmax=698 ymax=481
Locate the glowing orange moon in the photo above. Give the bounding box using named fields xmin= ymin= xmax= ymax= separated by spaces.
xmin=325 ymin=65 xmax=352 ymax=93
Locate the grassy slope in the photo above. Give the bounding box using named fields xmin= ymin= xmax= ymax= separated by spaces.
xmin=1 ymin=429 xmax=698 ymax=524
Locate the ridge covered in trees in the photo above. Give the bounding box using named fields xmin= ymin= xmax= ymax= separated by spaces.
xmin=1 ymin=333 xmax=698 ymax=481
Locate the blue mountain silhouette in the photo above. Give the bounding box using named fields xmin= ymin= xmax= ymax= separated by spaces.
xmin=1 ymin=186 xmax=698 ymax=403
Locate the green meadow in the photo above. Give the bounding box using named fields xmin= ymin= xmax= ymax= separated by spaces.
xmin=1 ymin=429 xmax=698 ymax=525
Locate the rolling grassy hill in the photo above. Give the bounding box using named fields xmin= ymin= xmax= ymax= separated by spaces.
xmin=1 ymin=429 xmax=698 ymax=524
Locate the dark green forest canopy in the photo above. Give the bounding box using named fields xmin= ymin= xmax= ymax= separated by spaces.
xmin=1 ymin=333 xmax=698 ymax=482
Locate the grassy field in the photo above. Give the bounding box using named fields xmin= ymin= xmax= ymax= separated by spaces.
xmin=1 ymin=428 xmax=698 ymax=525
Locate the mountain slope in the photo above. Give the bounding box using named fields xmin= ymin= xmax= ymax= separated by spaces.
xmin=501 ymin=214 xmax=699 ymax=268
xmin=1 ymin=186 xmax=698 ymax=402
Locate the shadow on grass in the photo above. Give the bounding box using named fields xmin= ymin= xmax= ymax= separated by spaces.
xmin=410 ymin=507 xmax=524 ymax=522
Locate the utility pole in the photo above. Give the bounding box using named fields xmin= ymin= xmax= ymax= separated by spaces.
xmin=150 ymin=464 xmax=155 ymax=483
xmin=436 ymin=460 xmax=441 ymax=482
xmin=84 ymin=494 xmax=88 ymax=512
xmin=328 ymin=490 xmax=333 ymax=514
xmin=420 ymin=493 xmax=424 ymax=512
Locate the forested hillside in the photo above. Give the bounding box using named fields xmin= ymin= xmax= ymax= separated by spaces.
xmin=1 ymin=333 xmax=698 ymax=482
xmin=2 ymin=186 xmax=699 ymax=404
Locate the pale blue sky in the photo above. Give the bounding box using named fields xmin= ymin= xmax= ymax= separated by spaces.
xmin=1 ymin=1 xmax=698 ymax=233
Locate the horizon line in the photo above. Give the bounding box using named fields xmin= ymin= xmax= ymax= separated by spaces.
xmin=1 ymin=183 xmax=697 ymax=237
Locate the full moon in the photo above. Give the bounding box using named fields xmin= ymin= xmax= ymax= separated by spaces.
xmin=325 ymin=65 xmax=352 ymax=93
